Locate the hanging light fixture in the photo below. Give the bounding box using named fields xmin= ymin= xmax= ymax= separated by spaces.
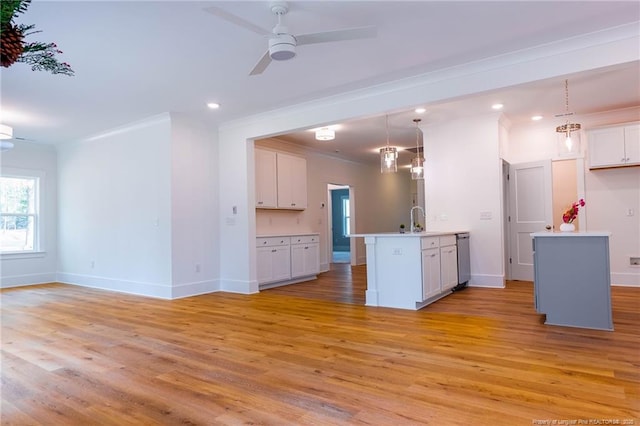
xmin=0 ymin=124 xmax=14 ymax=151
xmin=380 ymin=115 xmax=397 ymax=173
xmin=555 ymin=79 xmax=581 ymax=155
xmin=315 ymin=127 xmax=335 ymax=141
xmin=410 ymin=118 xmax=424 ymax=180
xmin=0 ymin=124 xmax=13 ymax=140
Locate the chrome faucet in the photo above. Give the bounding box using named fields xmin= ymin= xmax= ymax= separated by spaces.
xmin=410 ymin=206 xmax=425 ymax=233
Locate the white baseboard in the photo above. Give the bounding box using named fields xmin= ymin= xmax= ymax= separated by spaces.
xmin=220 ymin=278 xmax=259 ymax=294
xmin=469 ymin=274 xmax=505 ymax=288
xmin=171 ymin=279 xmax=221 ymax=299
xmin=611 ymin=272 xmax=640 ymax=287
xmin=57 ymin=272 xmax=173 ymax=299
xmin=0 ymin=272 xmax=56 ymax=288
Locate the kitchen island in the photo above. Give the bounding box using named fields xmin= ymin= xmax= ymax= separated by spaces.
xmin=349 ymin=231 xmax=467 ymax=310
xmin=531 ymin=231 xmax=613 ymax=330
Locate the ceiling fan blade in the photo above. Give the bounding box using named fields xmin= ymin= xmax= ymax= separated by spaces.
xmin=296 ymin=26 xmax=377 ymax=46
xmin=204 ymin=6 xmax=271 ymax=36
xmin=249 ymin=51 xmax=272 ymax=76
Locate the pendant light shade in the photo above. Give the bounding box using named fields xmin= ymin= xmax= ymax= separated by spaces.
xmin=410 ymin=118 xmax=424 ymax=180
xmin=555 ymin=79 xmax=581 ymax=156
xmin=0 ymin=124 xmax=13 ymax=140
xmin=380 ymin=115 xmax=397 ymax=173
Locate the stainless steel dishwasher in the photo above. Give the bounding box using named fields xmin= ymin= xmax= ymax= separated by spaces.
xmin=453 ymin=233 xmax=470 ymax=291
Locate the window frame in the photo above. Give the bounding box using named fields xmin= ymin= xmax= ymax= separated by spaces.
xmin=1 ymin=167 xmax=46 ymax=258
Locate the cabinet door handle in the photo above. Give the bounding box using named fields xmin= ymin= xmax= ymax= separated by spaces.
xmin=622 ymin=158 xmax=627 ymax=162
xmin=304 ymin=246 xmax=308 ymax=250
xmin=258 ymin=201 xmax=263 ymax=205
xmin=430 ymin=254 xmax=437 ymax=258
xmin=271 ymin=249 xmax=276 ymax=253
xmin=291 ymin=203 xmax=296 ymax=206
xmin=263 ymin=241 xmax=267 ymax=244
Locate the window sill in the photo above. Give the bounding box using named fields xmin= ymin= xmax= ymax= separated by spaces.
xmin=1 ymin=251 xmax=47 ymax=260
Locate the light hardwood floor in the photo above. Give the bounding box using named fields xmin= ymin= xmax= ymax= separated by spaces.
xmin=1 ymin=264 xmax=638 ymax=425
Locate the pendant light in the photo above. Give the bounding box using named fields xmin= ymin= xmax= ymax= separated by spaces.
xmin=410 ymin=118 xmax=424 ymax=180
xmin=380 ymin=115 xmax=397 ymax=173
xmin=555 ymin=79 xmax=581 ymax=155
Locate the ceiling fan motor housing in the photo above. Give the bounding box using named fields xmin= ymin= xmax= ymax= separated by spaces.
xmin=269 ymin=33 xmax=296 ymax=60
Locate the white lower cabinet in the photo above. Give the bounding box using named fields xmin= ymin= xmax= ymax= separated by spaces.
xmin=421 ymin=235 xmax=458 ymax=302
xmin=421 ymin=248 xmax=441 ymax=300
xmin=440 ymin=239 xmax=459 ymax=292
xmin=291 ymin=235 xmax=320 ymax=278
xmin=256 ymin=237 xmax=291 ymax=284
xmin=257 ymin=234 xmax=319 ymax=288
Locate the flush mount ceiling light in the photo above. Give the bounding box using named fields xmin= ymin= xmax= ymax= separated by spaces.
xmin=315 ymin=127 xmax=335 ymax=141
xmin=380 ymin=115 xmax=398 ymax=174
xmin=410 ymin=118 xmax=424 ymax=180
xmin=555 ymin=79 xmax=581 ymax=155
xmin=207 ymin=102 xmax=220 ymax=109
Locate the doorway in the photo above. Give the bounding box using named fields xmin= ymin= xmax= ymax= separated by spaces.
xmin=327 ymin=184 xmax=354 ymax=264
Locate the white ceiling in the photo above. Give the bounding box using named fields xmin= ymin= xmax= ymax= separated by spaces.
xmin=2 ymin=1 xmax=639 ymax=165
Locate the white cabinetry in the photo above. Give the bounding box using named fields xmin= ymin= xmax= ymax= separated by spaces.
xmin=254 ymin=149 xmax=307 ymax=210
xmin=256 ymin=237 xmax=291 ymax=284
xmin=290 ymin=235 xmax=320 ymax=278
xmin=256 ymin=234 xmax=320 ymax=288
xmin=420 ymin=235 xmax=458 ymax=303
xmin=255 ymin=149 xmax=278 ymax=208
xmin=276 ymin=153 xmax=307 ymax=209
xmin=439 ymin=235 xmax=459 ymax=292
xmin=421 ymin=247 xmax=441 ymax=300
xmin=588 ymin=123 xmax=640 ymax=169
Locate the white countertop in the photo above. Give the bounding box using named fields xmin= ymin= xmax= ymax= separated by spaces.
xmin=257 ymin=232 xmax=319 ymax=238
xmin=531 ymin=231 xmax=611 ymax=237
xmin=349 ymin=231 xmax=465 ymax=238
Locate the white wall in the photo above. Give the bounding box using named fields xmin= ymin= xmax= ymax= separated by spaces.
xmin=425 ymin=113 xmax=505 ymax=287
xmin=507 ymin=107 xmax=640 ymax=286
xmin=170 ymin=113 xmax=219 ymax=297
xmin=0 ymin=142 xmax=58 ymax=287
xmin=57 ymin=114 xmax=173 ymax=297
xmin=255 ymin=138 xmax=412 ymax=269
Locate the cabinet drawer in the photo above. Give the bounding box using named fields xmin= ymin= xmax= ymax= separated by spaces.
xmin=256 ymin=237 xmax=290 ymax=247
xmin=291 ymin=235 xmax=319 ymax=245
xmin=439 ymin=235 xmax=456 ymax=246
xmin=421 ymin=237 xmax=439 ymax=249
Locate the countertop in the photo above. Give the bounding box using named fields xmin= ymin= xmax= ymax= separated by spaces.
xmin=349 ymin=231 xmax=466 ymax=238
xmin=257 ymin=232 xmax=319 ymax=238
xmin=530 ymin=231 xmax=611 ymax=237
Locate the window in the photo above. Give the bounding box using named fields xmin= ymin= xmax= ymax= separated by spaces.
xmin=342 ymin=196 xmax=350 ymax=236
xmin=1 ymin=170 xmax=41 ymax=253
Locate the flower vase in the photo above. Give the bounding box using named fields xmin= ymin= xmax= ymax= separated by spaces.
xmin=559 ymin=222 xmax=575 ymax=232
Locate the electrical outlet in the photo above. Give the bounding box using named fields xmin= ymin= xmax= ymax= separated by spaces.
xmin=631 ymin=257 xmax=640 ymax=266
xmin=195 ymin=264 xmax=201 ymax=273
xmin=392 ymin=248 xmax=402 ymax=255
xmin=90 ymin=260 xmax=95 ymax=269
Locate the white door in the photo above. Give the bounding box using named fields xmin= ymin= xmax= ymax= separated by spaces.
xmin=508 ymin=160 xmax=553 ymax=281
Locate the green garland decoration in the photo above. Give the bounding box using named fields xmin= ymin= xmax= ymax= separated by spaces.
xmin=1 ymin=0 xmax=74 ymax=76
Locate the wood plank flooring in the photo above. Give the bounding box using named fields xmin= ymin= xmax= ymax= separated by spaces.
xmin=1 ymin=264 xmax=638 ymax=425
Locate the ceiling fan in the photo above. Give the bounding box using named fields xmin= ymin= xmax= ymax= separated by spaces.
xmin=205 ymin=1 xmax=376 ymax=76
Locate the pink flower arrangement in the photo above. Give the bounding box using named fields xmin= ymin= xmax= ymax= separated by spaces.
xmin=562 ymin=198 xmax=585 ymax=224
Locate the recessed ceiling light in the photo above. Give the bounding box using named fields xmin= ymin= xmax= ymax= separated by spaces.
xmin=414 ymin=107 xmax=426 ymax=114
xmin=491 ymin=103 xmax=504 ymax=110
xmin=531 ymin=115 xmax=543 ymax=121
xmin=207 ymin=102 xmax=220 ymax=109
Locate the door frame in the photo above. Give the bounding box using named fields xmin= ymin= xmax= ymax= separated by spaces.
xmin=327 ymin=183 xmax=355 ymax=265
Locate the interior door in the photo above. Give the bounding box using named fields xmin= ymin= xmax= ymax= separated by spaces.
xmin=509 ymin=160 xmax=552 ymax=281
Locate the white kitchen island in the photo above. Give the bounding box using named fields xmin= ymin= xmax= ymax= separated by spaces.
xmin=350 ymin=232 xmax=466 ymax=310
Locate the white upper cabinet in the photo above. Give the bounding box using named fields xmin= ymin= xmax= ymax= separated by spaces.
xmin=276 ymin=152 xmax=307 ymax=210
xmin=588 ymin=123 xmax=640 ymax=169
xmin=254 ymin=149 xmax=307 ymax=210
xmin=255 ymin=148 xmax=277 ymax=208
